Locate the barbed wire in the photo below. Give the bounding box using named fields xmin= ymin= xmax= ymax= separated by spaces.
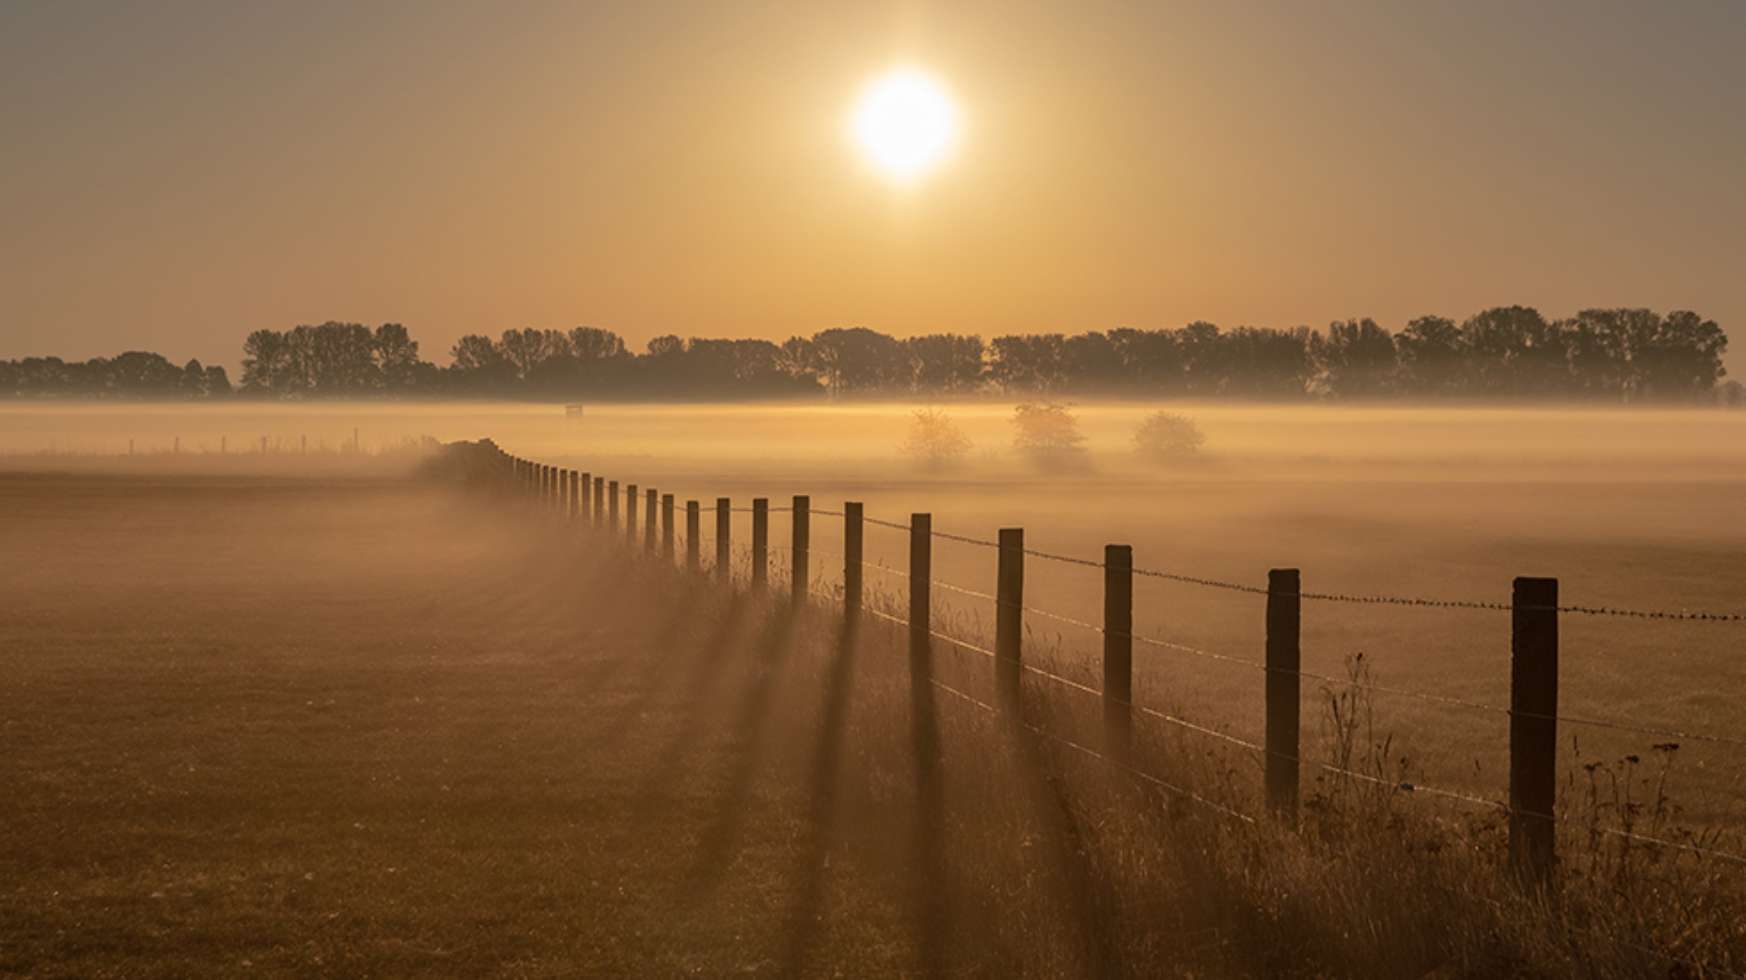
xmin=531 ymin=475 xmax=1742 ymax=621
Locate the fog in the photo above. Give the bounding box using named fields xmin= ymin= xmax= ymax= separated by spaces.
xmin=6 ymin=400 xmax=1744 ymax=818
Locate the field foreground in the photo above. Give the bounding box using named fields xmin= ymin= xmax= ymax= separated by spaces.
xmin=2 ymin=467 xmax=1742 ymax=978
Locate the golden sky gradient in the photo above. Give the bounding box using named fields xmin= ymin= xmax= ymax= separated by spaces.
xmin=3 ymin=1 xmax=1742 ymax=374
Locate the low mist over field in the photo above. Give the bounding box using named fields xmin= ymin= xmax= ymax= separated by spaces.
xmin=9 ymin=0 xmax=1746 ymax=975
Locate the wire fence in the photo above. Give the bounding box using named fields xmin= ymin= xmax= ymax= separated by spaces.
xmin=496 ymin=450 xmax=1746 ymax=880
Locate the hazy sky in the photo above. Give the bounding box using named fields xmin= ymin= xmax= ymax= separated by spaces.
xmin=4 ymin=1 xmax=1743 ymax=375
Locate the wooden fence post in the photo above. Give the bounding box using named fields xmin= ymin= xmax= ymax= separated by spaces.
xmin=686 ymin=501 xmax=701 ymax=573
xmin=715 ymin=497 xmax=731 ymax=583
xmin=996 ymin=528 xmax=1024 ymax=715
xmin=581 ymin=472 xmax=592 ymax=524
xmin=570 ymin=470 xmax=581 ymax=520
xmin=1104 ymin=544 xmax=1134 ymax=761
xmin=910 ymin=514 xmax=931 ymax=679
xmin=844 ymin=502 xmax=864 ymax=622
xmin=627 ymin=484 xmax=639 ymax=545
xmin=661 ymin=493 xmax=675 ymax=562
xmin=608 ymin=480 xmax=619 ymax=531
xmin=645 ymin=488 xmax=657 ymax=553
xmin=751 ymin=498 xmax=769 ymax=591
xmin=1265 ymin=568 xmax=1302 ymax=818
xmin=792 ymin=496 xmax=810 ymax=608
xmin=1510 ymin=576 xmax=1559 ymax=882
xmin=593 ymin=477 xmax=604 ymax=524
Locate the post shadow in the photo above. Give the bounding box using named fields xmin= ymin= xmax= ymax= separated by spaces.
xmin=777 ymin=612 xmax=860 ymax=977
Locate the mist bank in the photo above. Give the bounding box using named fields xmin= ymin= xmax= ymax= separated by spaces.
xmin=4 ymin=306 xmax=1738 ymax=406
xmin=6 ymin=401 xmax=1746 ymax=485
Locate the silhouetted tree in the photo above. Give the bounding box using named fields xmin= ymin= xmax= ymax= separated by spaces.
xmin=1395 ymin=316 xmax=1468 ymax=396
xmin=905 ymin=333 xmax=985 ymax=393
xmin=1313 ymin=319 xmax=1398 ymax=397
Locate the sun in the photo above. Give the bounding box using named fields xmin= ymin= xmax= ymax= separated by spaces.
xmin=849 ymin=68 xmax=960 ymax=181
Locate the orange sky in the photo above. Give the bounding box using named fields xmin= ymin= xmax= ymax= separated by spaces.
xmin=3 ymin=1 xmax=1742 ymax=375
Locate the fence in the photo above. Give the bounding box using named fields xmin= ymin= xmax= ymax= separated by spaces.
xmin=487 ymin=445 xmax=1746 ymax=884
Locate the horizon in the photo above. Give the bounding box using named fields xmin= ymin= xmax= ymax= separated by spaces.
xmin=5 ymin=1 xmax=1744 ymax=378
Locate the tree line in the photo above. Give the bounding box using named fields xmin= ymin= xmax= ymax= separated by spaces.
xmin=3 ymin=306 xmax=1737 ymax=403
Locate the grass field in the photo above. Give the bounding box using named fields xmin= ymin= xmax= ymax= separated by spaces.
xmin=6 ymin=400 xmax=1745 ymax=825
xmin=4 ymin=462 xmax=1745 ymax=977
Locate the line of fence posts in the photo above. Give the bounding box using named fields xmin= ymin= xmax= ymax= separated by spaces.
xmin=490 ymin=448 xmax=1562 ymax=885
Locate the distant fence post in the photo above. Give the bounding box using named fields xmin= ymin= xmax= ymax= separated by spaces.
xmin=1104 ymin=544 xmax=1134 ymax=762
xmin=844 ymin=502 xmax=864 ymax=622
xmin=792 ymin=495 xmax=810 ymax=608
xmin=582 ymin=472 xmax=592 ymax=524
xmin=715 ymin=498 xmax=731 ymax=583
xmin=593 ymin=477 xmax=605 ymax=524
xmin=996 ymin=528 xmax=1024 ymax=715
xmin=1265 ymin=568 xmax=1302 ymax=819
xmin=1510 ymin=576 xmax=1559 ymax=883
xmin=608 ymin=480 xmax=619 ymax=531
xmin=570 ymin=470 xmax=581 ymax=520
xmin=661 ymin=493 xmax=675 ymax=562
xmin=910 ymin=514 xmax=931 ymax=681
xmin=686 ymin=500 xmax=701 ymax=573
xmin=645 ymin=488 xmax=657 ymax=553
xmin=751 ymin=498 xmax=769 ymax=592
xmin=627 ymin=485 xmax=639 ymax=545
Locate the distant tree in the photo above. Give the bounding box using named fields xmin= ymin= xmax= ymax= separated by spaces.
xmin=240 ymin=329 xmax=290 ymax=394
xmin=645 ymin=334 xmax=685 ymax=359
xmin=1107 ymin=328 xmax=1182 ymax=393
xmin=990 ymin=334 xmax=1068 ymax=393
xmin=905 ymin=333 xmax=985 ymax=394
xmin=1175 ymin=321 xmax=1226 ymax=395
xmin=902 ymin=407 xmax=974 ymax=471
xmin=372 ymin=323 xmax=422 ymax=390
xmin=1222 ymin=326 xmax=1314 ymax=398
xmin=1395 ymin=315 xmax=1467 ymax=395
xmin=1719 ymin=379 xmax=1745 ymax=408
xmin=1313 ymin=319 xmax=1398 ymax=397
xmin=1133 ymin=411 xmax=1205 ymax=463
xmin=1633 ymin=310 xmax=1727 ymax=400
xmin=803 ymin=327 xmax=909 ymax=394
xmin=1011 ymin=401 xmax=1089 ymax=471
xmin=1561 ymin=308 xmax=1643 ymax=399
xmin=567 ymin=326 xmax=627 ymax=363
xmin=1460 ymin=306 xmax=1570 ymax=396
xmin=1061 ymin=332 xmax=1124 ymax=391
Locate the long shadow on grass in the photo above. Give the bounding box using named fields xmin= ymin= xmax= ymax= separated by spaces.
xmin=629 ymin=590 xmax=752 ymax=795
xmin=683 ymin=600 xmax=800 ymax=892
xmin=1002 ymin=704 xmax=1124 ymax=978
xmin=909 ymin=634 xmax=950 ymax=979
xmin=776 ymin=613 xmax=860 ymax=977
xmin=569 ymin=568 xmax=710 ymax=721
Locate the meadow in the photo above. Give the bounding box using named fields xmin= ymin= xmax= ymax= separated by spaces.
xmin=6 ymin=399 xmax=1745 ymax=824
xmin=4 ymin=437 xmax=1744 ymax=976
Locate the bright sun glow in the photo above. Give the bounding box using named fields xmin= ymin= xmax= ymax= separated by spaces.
xmin=850 ymin=68 xmax=959 ymax=181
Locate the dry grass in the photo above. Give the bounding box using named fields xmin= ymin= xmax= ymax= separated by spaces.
xmin=3 ymin=463 xmax=1744 ymax=977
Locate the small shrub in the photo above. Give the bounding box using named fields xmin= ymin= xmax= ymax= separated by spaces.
xmin=1011 ymin=401 xmax=1089 ymax=471
xmin=902 ymin=407 xmax=973 ymax=472
xmin=1132 ymin=411 xmax=1205 ymax=463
